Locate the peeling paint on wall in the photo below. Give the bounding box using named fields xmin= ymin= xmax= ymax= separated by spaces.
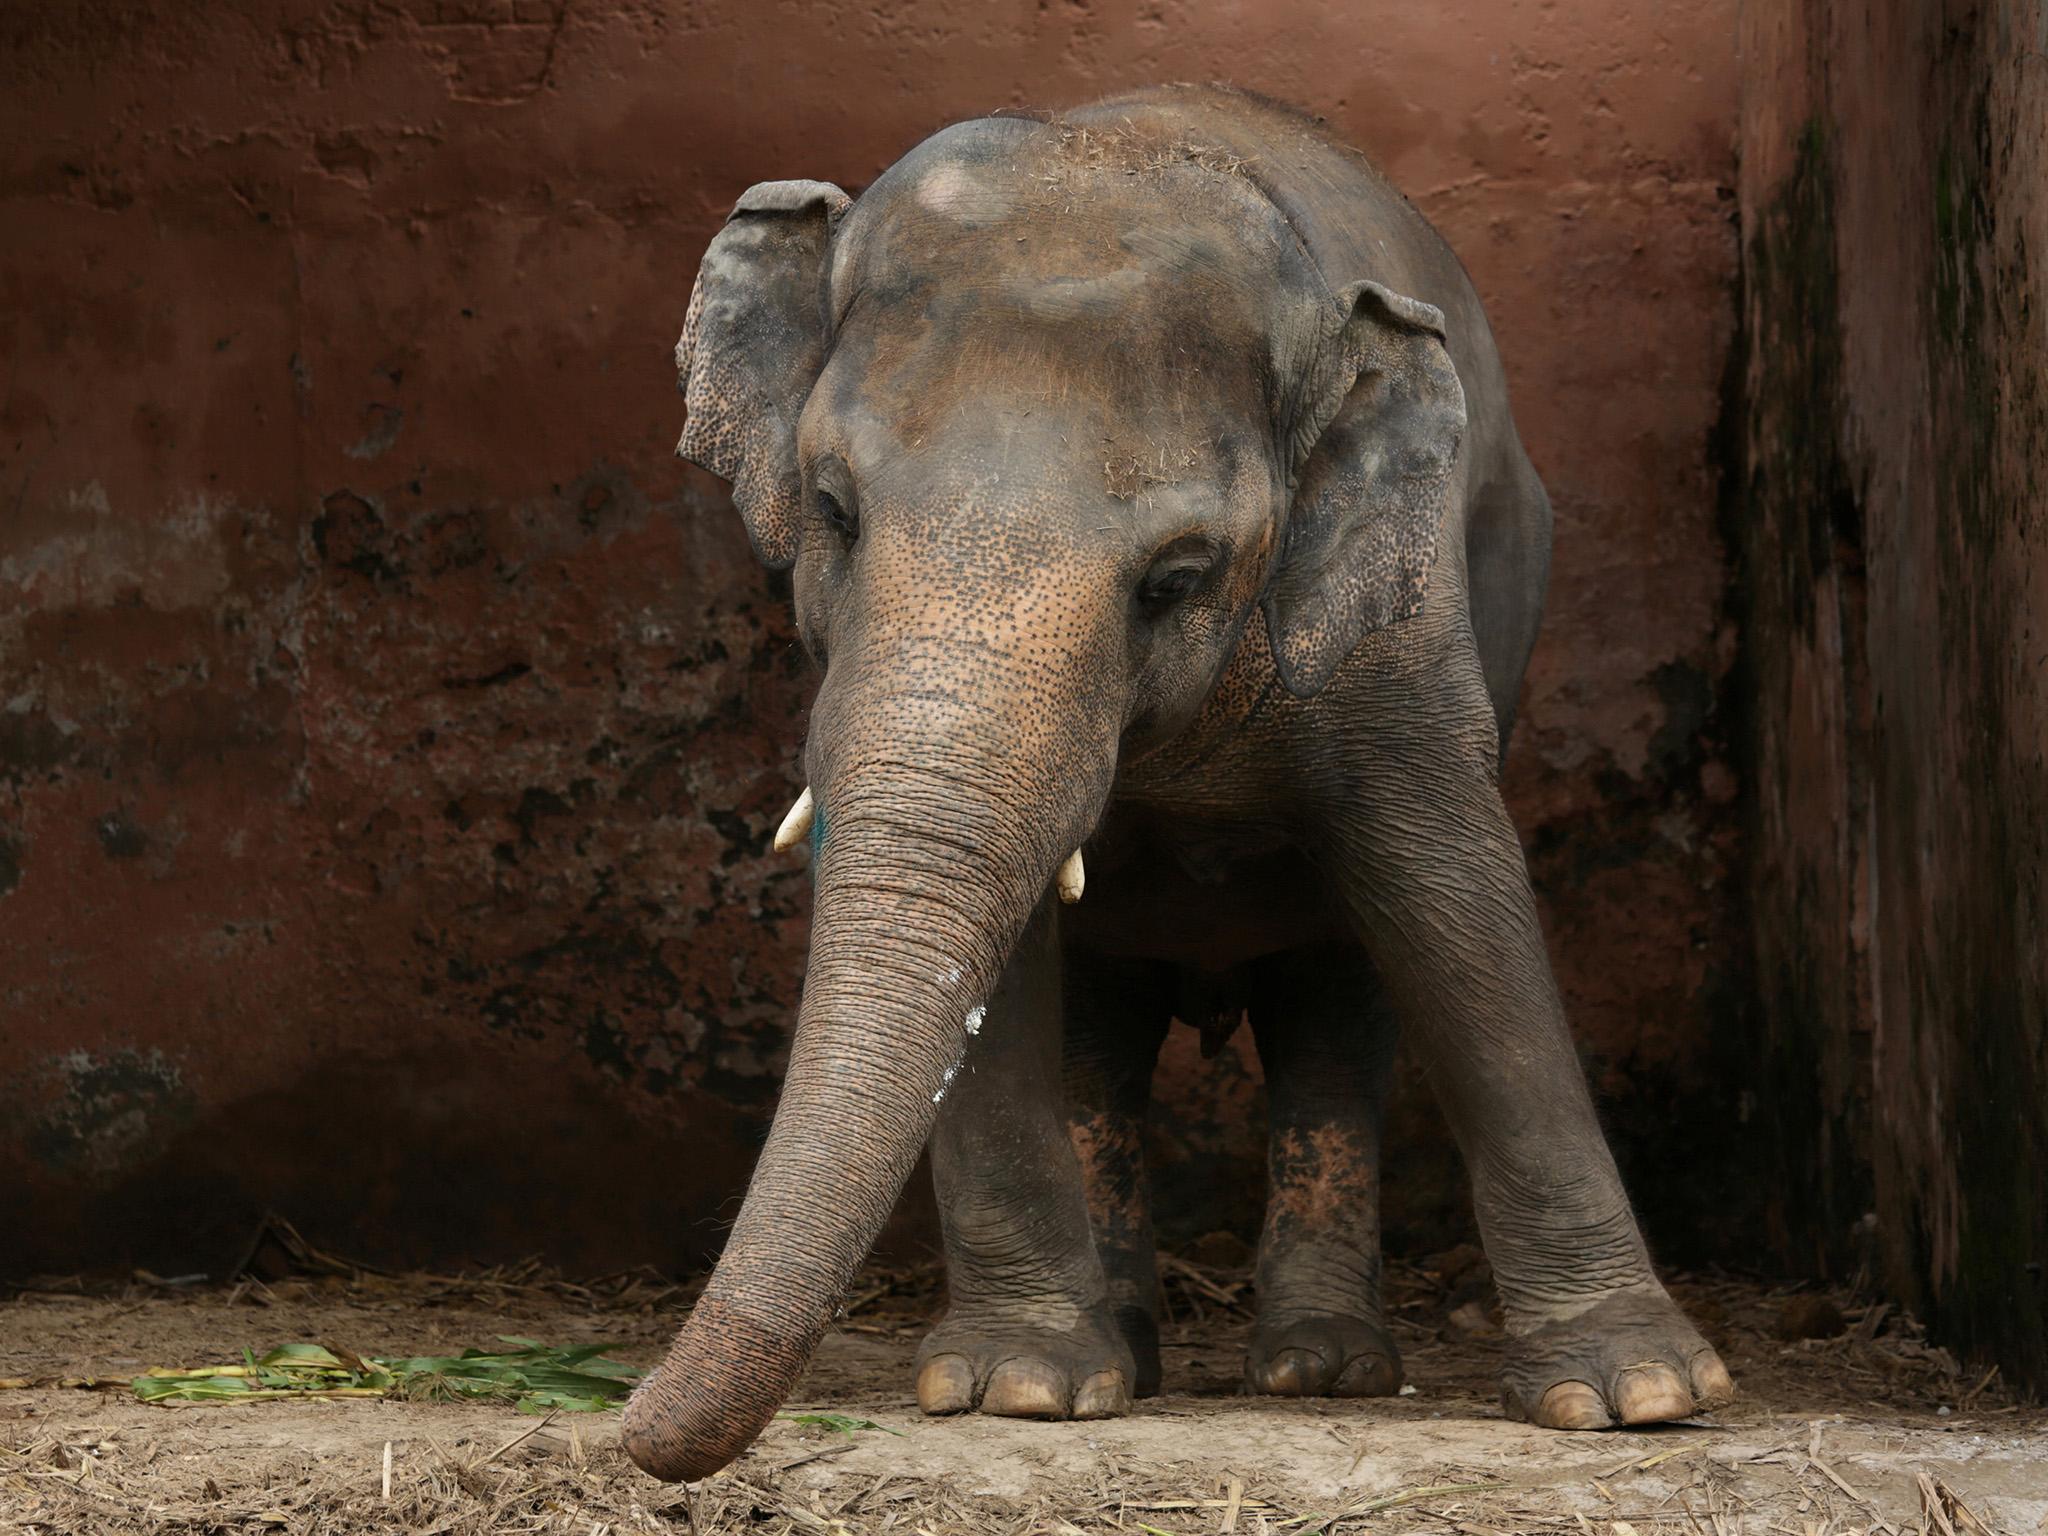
xmin=25 ymin=1049 xmax=194 ymax=1179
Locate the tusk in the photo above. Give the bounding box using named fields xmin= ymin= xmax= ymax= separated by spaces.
xmin=1055 ymin=848 xmax=1085 ymax=904
xmin=772 ymin=786 xmax=815 ymax=853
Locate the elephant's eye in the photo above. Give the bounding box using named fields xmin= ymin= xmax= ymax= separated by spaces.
xmin=817 ymin=487 xmax=859 ymax=542
xmin=1136 ymin=542 xmax=1220 ymax=617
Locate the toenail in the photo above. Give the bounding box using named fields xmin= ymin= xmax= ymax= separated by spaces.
xmin=915 ymin=1354 xmax=975 ymax=1415
xmin=1256 ymin=1347 xmax=1325 ymax=1395
xmin=1613 ymin=1366 xmax=1693 ymax=1425
xmin=1072 ymin=1369 xmax=1130 ymax=1420
xmin=1690 ymin=1352 xmax=1737 ymax=1407
xmin=1535 ymin=1379 xmax=1613 ymax=1430
xmin=982 ymin=1356 xmax=1068 ymax=1419
xmin=1333 ymin=1353 xmax=1398 ymax=1396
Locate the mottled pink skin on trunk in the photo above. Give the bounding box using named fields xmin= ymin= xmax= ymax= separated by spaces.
xmin=619 ymin=822 xmax=1080 ymax=1481
xmin=618 ymin=854 xmax=994 ymax=1481
xmin=619 ymin=899 xmax=981 ymax=1482
xmin=620 ymin=633 xmax=1115 ymax=1479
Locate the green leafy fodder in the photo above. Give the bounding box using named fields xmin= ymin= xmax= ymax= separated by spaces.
xmin=778 ymin=1412 xmax=903 ymax=1436
xmin=133 ymin=1337 xmax=641 ymax=1414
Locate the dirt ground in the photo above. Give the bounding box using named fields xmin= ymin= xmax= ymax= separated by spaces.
xmin=3 ymin=1241 xmax=2041 ymax=1535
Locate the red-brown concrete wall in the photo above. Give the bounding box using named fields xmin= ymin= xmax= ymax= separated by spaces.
xmin=0 ymin=2 xmax=1740 ymax=1277
xmin=1736 ymin=0 xmax=2048 ymax=1391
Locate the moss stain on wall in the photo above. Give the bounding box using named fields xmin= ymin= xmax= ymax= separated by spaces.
xmin=1738 ymin=0 xmax=2048 ymax=1393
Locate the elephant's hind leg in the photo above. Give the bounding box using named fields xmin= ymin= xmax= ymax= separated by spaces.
xmin=1244 ymin=944 xmax=1404 ymax=1398
xmin=1062 ymin=949 xmax=1174 ymax=1396
xmin=917 ymin=904 xmax=1135 ymax=1422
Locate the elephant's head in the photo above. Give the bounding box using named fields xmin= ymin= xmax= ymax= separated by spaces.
xmin=623 ymin=116 xmax=1465 ymax=1481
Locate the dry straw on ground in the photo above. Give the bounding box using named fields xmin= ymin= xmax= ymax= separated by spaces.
xmin=4 ymin=1229 xmax=2041 ymax=1535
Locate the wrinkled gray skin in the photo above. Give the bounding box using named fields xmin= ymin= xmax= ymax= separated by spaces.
xmin=623 ymin=86 xmax=1733 ymax=1483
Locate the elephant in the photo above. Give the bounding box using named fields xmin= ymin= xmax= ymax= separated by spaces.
xmin=623 ymin=84 xmax=1733 ymax=1483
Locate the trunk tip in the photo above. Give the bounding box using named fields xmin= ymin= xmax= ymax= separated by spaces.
xmin=621 ymin=1387 xmax=741 ymax=1483
xmin=622 ymin=1296 xmax=810 ymax=1483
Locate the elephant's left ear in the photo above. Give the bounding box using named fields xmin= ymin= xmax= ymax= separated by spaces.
xmin=676 ymin=179 xmax=851 ymax=570
xmin=1262 ymin=280 xmax=1467 ymax=697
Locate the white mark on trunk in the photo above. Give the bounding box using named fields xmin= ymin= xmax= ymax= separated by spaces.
xmin=964 ymin=1004 xmax=986 ymax=1036
xmin=932 ymin=1059 xmax=962 ymax=1104
xmin=944 ymin=964 xmax=962 ymax=986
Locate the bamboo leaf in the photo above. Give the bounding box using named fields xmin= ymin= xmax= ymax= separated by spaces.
xmin=778 ymin=1412 xmax=903 ymax=1437
xmin=132 ymin=1338 xmax=642 ymax=1412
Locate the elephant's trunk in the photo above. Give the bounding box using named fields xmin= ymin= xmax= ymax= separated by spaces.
xmin=623 ymin=634 xmax=1114 ymax=1481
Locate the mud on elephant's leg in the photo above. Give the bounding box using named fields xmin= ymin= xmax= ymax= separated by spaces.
xmin=1062 ymin=950 xmax=1174 ymax=1396
xmin=916 ymin=905 xmax=1135 ymax=1422
xmin=1310 ymin=666 xmax=1734 ymax=1429
xmin=1243 ymin=944 xmax=1403 ymax=1398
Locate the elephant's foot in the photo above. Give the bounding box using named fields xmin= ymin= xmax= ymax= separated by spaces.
xmin=1500 ymin=1283 xmax=1735 ymax=1429
xmin=1245 ymin=1310 xmax=1402 ymax=1397
xmin=914 ymin=1307 xmax=1135 ymax=1420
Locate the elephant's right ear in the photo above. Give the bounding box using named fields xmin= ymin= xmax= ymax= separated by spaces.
xmin=677 ymin=179 xmax=850 ymax=570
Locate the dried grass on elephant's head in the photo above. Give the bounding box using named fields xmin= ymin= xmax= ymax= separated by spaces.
xmin=1031 ymin=118 xmax=1253 ymax=211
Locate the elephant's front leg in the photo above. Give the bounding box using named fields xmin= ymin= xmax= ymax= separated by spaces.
xmin=915 ymin=901 xmax=1135 ymax=1421
xmin=1313 ymin=671 xmax=1735 ymax=1430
